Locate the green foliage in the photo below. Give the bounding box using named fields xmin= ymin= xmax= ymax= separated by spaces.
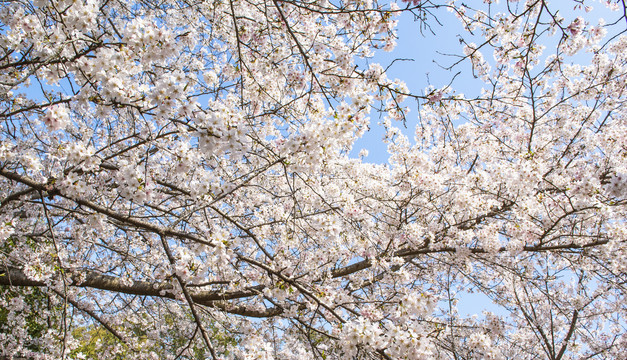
xmin=0 ymin=285 xmax=57 ymax=353
xmin=69 ymin=310 xmax=239 ymax=359
xmin=70 ymin=326 xmax=127 ymax=360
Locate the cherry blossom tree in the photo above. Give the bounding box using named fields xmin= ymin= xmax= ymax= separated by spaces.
xmin=1 ymin=0 xmax=626 ymax=359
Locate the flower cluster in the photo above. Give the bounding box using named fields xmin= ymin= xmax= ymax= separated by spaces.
xmin=340 ymin=318 xmax=435 ymax=359
xmin=40 ymin=104 xmax=70 ymax=131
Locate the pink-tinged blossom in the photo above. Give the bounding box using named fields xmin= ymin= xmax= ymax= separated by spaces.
xmin=426 ymin=89 xmax=444 ymax=103
xmin=401 ymin=0 xmax=422 ymax=6
xmin=41 ymin=104 xmax=69 ymax=131
xmin=567 ymin=17 xmax=585 ymax=36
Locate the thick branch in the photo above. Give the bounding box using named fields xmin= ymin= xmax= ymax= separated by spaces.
xmin=0 ymin=267 xmax=262 ymax=305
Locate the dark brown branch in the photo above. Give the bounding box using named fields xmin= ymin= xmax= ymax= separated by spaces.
xmin=555 ymin=310 xmax=579 ymax=360
xmin=0 ymin=267 xmax=262 ymax=304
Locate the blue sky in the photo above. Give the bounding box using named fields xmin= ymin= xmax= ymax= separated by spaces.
xmin=352 ymin=6 xmax=481 ymax=164
xmin=353 ymin=1 xmax=625 ymax=165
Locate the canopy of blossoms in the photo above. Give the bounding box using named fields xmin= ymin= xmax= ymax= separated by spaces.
xmin=0 ymin=0 xmax=625 ymax=359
